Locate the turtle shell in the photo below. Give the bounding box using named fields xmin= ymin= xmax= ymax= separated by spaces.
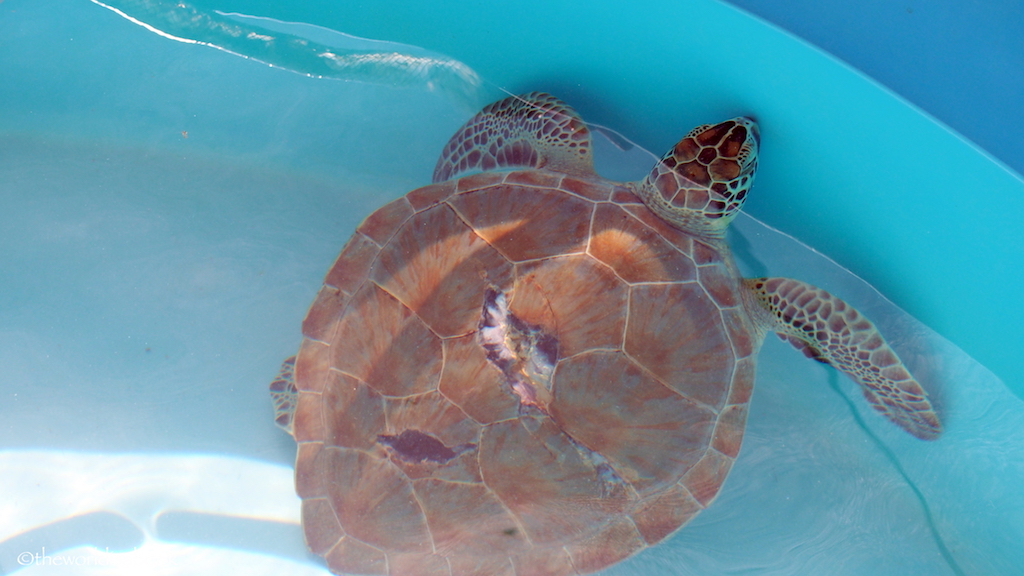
xmin=289 ymin=167 xmax=756 ymax=575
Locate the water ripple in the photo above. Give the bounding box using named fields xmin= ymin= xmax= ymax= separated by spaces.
xmin=89 ymin=0 xmax=483 ymax=105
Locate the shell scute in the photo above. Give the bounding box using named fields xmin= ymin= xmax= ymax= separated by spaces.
xmin=509 ymin=550 xmax=576 ymax=576
xmin=387 ymin=553 xmax=452 ymax=576
xmin=449 ymin=555 xmax=517 ymax=576
xmin=610 ymin=185 xmax=642 ymax=204
xmin=322 ymin=535 xmax=388 ymax=576
xmin=510 ymin=255 xmax=627 ymax=357
xmin=691 ymin=239 xmax=722 ymax=265
xmin=589 ymin=202 xmax=697 ymax=283
xmin=727 ymin=357 xmax=757 ymax=405
xmin=413 ymin=478 xmax=529 ymax=557
xmin=407 ymin=180 xmax=457 ymax=211
xmin=321 ymin=371 xmax=385 ymax=450
xmin=625 ymin=283 xmax=734 ymax=409
xmin=371 ymin=203 xmax=513 ymax=338
xmin=439 ymin=335 xmax=521 ymax=424
xmin=292 ymin=390 xmax=325 ymax=443
xmin=294 ymin=337 xmax=331 ymax=393
xmin=504 ymin=169 xmax=563 ymax=189
xmin=324 ymin=448 xmax=432 ymax=553
xmin=630 ymin=483 xmax=704 ymax=545
xmin=448 ymin=184 xmax=593 ymax=262
xmin=455 ymin=171 xmax=505 ymax=193
xmin=301 ymin=285 xmax=348 ymax=343
xmin=551 ymin=351 xmax=717 ymax=493
xmin=564 ymin=517 xmax=646 ymax=574
xmin=295 ymin=441 xmax=326 ymax=498
xmin=721 ymin=307 xmax=757 ymax=358
xmin=332 ymin=282 xmax=443 ymax=397
xmin=711 ymin=404 xmax=749 ymax=458
xmin=622 ymin=203 xmax=693 ymax=251
xmin=323 ymin=233 xmax=379 ymax=297
xmin=698 ymin=261 xmax=740 ymax=308
xmin=383 ymin=391 xmax=481 ymax=449
xmin=680 ymin=449 xmax=734 ymax=507
xmin=478 ymin=417 xmax=635 ymax=545
xmin=357 ymin=196 xmax=414 ymax=246
xmin=300 ymin=498 xmax=343 ymax=555
xmin=562 ymin=175 xmax=613 ymax=201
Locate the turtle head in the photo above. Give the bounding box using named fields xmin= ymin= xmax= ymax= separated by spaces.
xmin=634 ymin=117 xmax=759 ymax=237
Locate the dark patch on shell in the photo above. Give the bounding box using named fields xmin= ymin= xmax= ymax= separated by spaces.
xmin=377 ymin=430 xmax=475 ymax=464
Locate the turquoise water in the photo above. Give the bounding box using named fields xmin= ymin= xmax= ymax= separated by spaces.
xmin=1 ymin=1 xmax=1023 ymax=575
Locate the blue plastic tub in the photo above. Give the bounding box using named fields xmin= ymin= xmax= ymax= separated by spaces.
xmin=1 ymin=1 xmax=1021 ymax=575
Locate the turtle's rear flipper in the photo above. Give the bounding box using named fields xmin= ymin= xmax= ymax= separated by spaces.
xmin=745 ymin=278 xmax=942 ymax=440
xmin=269 ymin=356 xmax=298 ymax=437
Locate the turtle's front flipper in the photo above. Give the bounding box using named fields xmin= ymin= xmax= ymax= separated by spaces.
xmin=431 ymin=92 xmax=596 ymax=183
xmin=744 ymin=278 xmax=942 ymax=440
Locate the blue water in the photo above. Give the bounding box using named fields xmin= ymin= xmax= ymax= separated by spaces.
xmin=1 ymin=1 xmax=1023 ymax=575
xmin=726 ymin=0 xmax=1024 ymax=178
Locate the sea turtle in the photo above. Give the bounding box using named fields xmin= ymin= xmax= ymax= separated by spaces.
xmin=269 ymin=92 xmax=942 ymax=576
